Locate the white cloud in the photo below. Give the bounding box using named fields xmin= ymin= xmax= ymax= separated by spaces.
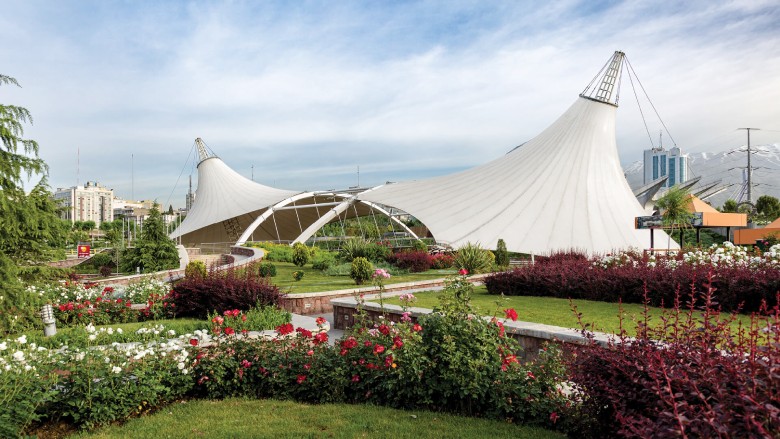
xmin=1 ymin=1 xmax=778 ymax=206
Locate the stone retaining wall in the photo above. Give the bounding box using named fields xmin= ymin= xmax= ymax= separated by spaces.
xmin=331 ymin=296 xmax=611 ymax=362
xmin=279 ymin=274 xmax=489 ymax=315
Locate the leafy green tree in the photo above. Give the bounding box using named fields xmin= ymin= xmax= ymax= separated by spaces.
xmin=1 ymin=74 xmax=69 ymax=333
xmin=655 ymin=186 xmax=694 ymax=248
xmin=121 ymin=204 xmax=179 ymax=272
xmin=720 ymin=199 xmax=738 ymax=213
xmin=167 ymin=204 xmax=174 ymax=215
xmin=755 ymin=195 xmax=780 ymax=223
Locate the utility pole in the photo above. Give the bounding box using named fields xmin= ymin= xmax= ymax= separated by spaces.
xmin=737 ymin=128 xmax=760 ymax=205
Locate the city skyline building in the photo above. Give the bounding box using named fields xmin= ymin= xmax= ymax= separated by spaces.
xmin=643 ymin=146 xmax=688 ymax=188
xmin=53 ymin=181 xmax=114 ymax=226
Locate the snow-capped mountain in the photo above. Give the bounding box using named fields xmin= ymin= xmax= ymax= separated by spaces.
xmin=623 ymin=143 xmax=780 ymax=207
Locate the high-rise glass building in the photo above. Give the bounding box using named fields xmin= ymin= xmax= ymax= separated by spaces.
xmin=643 ymin=146 xmax=688 ymax=188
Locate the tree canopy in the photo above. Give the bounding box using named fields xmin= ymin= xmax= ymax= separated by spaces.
xmin=121 ymin=203 xmax=180 ymax=272
xmin=755 ymin=195 xmax=780 ymax=224
xmin=1 ymin=74 xmax=69 ymax=332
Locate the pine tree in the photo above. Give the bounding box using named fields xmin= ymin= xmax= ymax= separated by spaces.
xmin=121 ymin=203 xmax=180 ymax=272
xmin=1 ymin=74 xmax=68 ymax=333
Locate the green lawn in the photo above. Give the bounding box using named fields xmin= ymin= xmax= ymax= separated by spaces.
xmin=385 ymin=286 xmax=759 ymax=336
xmin=270 ymin=262 xmax=457 ymax=294
xmin=74 ymin=398 xmax=565 ymax=439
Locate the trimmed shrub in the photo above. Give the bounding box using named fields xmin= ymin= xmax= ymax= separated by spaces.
xmin=454 ymin=242 xmax=494 ymax=274
xmin=389 ymin=250 xmax=433 ymax=272
xmin=311 ymin=252 xmax=336 ymax=271
xmin=411 ymin=239 xmax=428 ymax=252
xmin=350 ymin=257 xmax=373 ymax=285
xmin=431 ymin=253 xmax=455 ymax=269
xmin=292 ymin=242 xmax=310 ymax=267
xmin=495 ymin=239 xmax=509 ymax=267
xmin=254 ymin=242 xmax=293 ymax=263
xmin=484 ymin=249 xmax=780 ymax=313
xmin=292 ymin=270 xmax=304 ymax=281
xmin=185 ymin=260 xmax=207 ymax=279
xmin=170 ymin=268 xmax=283 ymax=318
xmin=258 ymin=262 xmax=277 ymax=278
xmin=89 ymin=252 xmax=113 ymax=269
xmin=566 ymin=277 xmax=780 ymax=438
xmin=98 ymin=265 xmax=112 ymax=277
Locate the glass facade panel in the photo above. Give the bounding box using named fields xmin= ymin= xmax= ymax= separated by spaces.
xmin=668 ymin=158 xmax=676 ymax=186
xmin=652 ymin=156 xmax=658 ymax=179
xmin=660 ymin=155 xmax=667 ymax=176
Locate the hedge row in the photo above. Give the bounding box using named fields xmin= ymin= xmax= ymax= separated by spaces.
xmin=484 ymin=257 xmax=780 ymax=313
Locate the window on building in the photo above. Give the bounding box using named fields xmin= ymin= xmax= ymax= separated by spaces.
xmin=660 ymin=155 xmax=667 ymax=176
xmin=668 ymin=158 xmax=676 ymax=187
xmin=652 ymin=156 xmax=658 ymax=180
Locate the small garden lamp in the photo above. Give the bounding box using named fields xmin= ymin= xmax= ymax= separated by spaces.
xmin=41 ymin=304 xmax=57 ymax=337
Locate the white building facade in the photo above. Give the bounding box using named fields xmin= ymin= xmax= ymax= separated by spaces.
xmin=643 ymin=146 xmax=688 ymax=187
xmin=54 ymin=181 xmax=114 ymax=226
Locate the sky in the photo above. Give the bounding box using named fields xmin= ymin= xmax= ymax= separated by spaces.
xmin=2 ymin=0 xmax=779 ymax=209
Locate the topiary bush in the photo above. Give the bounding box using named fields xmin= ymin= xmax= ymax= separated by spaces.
xmin=350 ymin=257 xmax=373 ymax=285
xmin=292 ymin=242 xmax=310 ymax=267
xmin=258 ymin=261 xmax=277 ymax=278
xmin=185 ymin=260 xmax=207 ymax=279
xmin=170 ymin=268 xmax=283 ymax=318
xmin=495 ymin=239 xmax=509 ymax=268
xmin=89 ymin=252 xmax=113 ymax=269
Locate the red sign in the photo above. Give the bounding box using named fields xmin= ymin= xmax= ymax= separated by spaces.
xmin=77 ymin=245 xmax=91 ymax=258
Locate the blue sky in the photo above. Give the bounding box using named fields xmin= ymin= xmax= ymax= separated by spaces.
xmin=2 ymin=0 xmax=779 ymax=208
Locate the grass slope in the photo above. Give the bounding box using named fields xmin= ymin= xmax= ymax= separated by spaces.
xmin=75 ymin=398 xmax=565 ymax=439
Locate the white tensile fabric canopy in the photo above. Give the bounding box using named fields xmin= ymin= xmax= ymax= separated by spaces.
xmin=169 ymin=156 xmax=298 ymax=244
xmin=358 ymin=96 xmax=671 ymax=255
xmin=171 ymin=51 xmax=673 ymax=255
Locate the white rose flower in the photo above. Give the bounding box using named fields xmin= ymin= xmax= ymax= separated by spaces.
xmin=116 ymin=328 xmax=123 ymax=334
xmin=12 ymin=351 xmax=25 ymax=362
xmin=168 ymin=330 xmax=176 ymax=337
xmin=0 ymin=342 xmax=7 ymax=351
xmin=111 ymin=366 xmax=122 ymax=374
xmin=86 ymin=323 xmax=96 ymax=334
xmin=16 ymin=335 xmax=27 ymax=344
xmin=107 ymin=328 xmax=114 ymax=335
xmin=177 ymin=362 xmax=185 ymax=370
xmin=88 ymin=334 xmax=97 ymax=341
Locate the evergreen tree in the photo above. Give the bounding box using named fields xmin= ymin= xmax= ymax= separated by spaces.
xmin=121 ymin=203 xmax=179 ymax=272
xmin=1 ymin=74 xmax=68 ymax=333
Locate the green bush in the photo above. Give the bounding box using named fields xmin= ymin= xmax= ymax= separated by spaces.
xmin=454 ymin=242 xmax=494 ymax=274
xmin=292 ymin=270 xmax=305 ymax=281
xmin=258 ymin=262 xmax=277 ymax=278
xmin=311 ymin=252 xmax=336 ymax=271
xmin=185 ymin=260 xmax=207 ymax=279
xmin=292 ymin=243 xmax=311 ymax=267
xmin=89 ymin=252 xmax=113 ymax=269
xmin=350 ymin=257 xmax=373 ymax=285
xmin=411 ymin=239 xmax=428 ymax=252
xmin=253 ymin=242 xmax=293 ymax=263
xmin=339 ymin=237 xmax=370 ymax=262
xmin=495 ymin=239 xmax=509 ymax=268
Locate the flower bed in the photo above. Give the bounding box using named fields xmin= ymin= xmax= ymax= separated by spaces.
xmin=485 ymin=242 xmax=780 ymax=313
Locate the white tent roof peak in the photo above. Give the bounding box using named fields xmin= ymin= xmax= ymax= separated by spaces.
xmin=580 ymin=50 xmax=625 ymax=107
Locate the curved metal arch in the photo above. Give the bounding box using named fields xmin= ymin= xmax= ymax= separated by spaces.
xmin=235 ymin=192 xmax=317 ymax=245
xmin=291 ymin=199 xmax=420 ymax=245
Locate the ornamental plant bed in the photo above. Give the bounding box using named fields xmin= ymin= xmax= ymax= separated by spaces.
xmin=485 ymin=242 xmax=780 ymax=313
xmin=566 ymin=274 xmax=780 ymax=438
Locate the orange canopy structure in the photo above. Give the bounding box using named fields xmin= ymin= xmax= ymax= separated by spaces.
xmin=734 ymin=216 xmax=780 ymax=245
xmin=683 ymin=195 xmax=747 ymax=228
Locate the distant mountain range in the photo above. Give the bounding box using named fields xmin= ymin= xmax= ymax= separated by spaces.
xmin=623 ymin=143 xmax=780 ymax=208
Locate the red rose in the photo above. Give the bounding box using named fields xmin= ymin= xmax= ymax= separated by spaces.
xmin=504 ymin=308 xmax=518 ymax=321
xmin=314 ymin=332 xmax=328 ymax=345
xmin=373 ymin=344 xmax=385 ymax=354
xmin=224 ymin=327 xmax=235 ymax=336
xmin=296 ymin=375 xmax=307 ymax=384
xmin=412 ymin=324 xmax=422 ymax=332
xmin=276 ymin=323 xmax=294 ymax=335
xmin=315 ymin=317 xmax=327 ymax=326
xmin=189 ymin=338 xmax=199 ymax=346
xmin=351 ymin=375 xmax=360 ymax=382
xmin=458 ymin=269 xmax=468 ymax=275
xmin=378 ymin=324 xmax=390 ymax=335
